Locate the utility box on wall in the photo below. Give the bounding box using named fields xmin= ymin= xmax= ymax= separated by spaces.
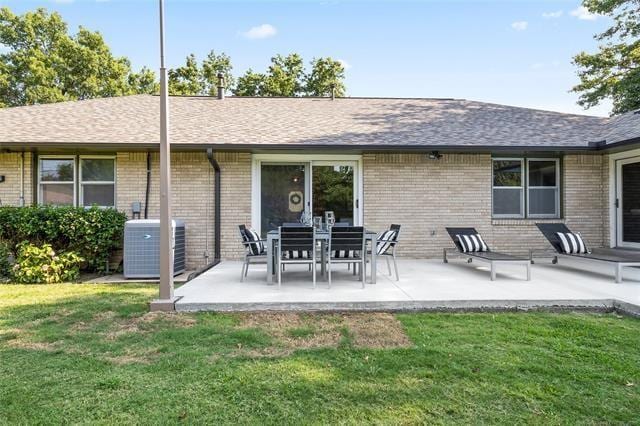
xmin=123 ymin=219 xmax=186 ymax=279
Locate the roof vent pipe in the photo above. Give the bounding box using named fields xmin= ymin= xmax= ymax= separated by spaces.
xmin=330 ymin=83 xmax=335 ymax=101
xmin=217 ymin=72 xmax=225 ymax=100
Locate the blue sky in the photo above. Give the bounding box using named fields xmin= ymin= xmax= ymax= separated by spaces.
xmin=1 ymin=0 xmax=613 ymax=116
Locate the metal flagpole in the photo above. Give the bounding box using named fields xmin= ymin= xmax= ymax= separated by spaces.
xmin=151 ymin=0 xmax=176 ymax=311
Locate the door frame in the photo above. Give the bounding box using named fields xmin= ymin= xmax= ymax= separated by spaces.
xmin=615 ymin=155 xmax=640 ymax=248
xmin=251 ymin=154 xmax=364 ymax=235
xmin=609 ymin=148 xmax=640 ymax=248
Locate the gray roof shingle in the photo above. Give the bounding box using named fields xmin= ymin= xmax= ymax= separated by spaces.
xmin=0 ymin=94 xmax=630 ymax=150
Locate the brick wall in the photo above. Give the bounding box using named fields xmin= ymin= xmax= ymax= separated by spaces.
xmin=363 ymin=153 xmax=608 ymax=258
xmin=216 ymin=152 xmax=252 ymax=260
xmin=0 ymin=152 xmax=33 ymax=206
xmin=116 ymin=152 xmax=216 ymax=270
xmin=0 ymin=150 xmax=615 ymax=267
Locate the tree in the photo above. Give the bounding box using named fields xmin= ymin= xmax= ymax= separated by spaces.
xmin=572 ymin=0 xmax=640 ymax=114
xmin=128 ymin=66 xmax=159 ymax=95
xmin=0 ymin=7 xmax=155 ymax=107
xmin=305 ymin=57 xmax=345 ymax=97
xmin=234 ymin=69 xmax=266 ymax=96
xmin=168 ymin=50 xmax=234 ymax=96
xmin=232 ymin=53 xmax=348 ymax=97
xmin=168 ymin=54 xmax=203 ymax=96
xmin=262 ymin=53 xmax=305 ymax=96
xmin=201 ymin=50 xmax=234 ymax=95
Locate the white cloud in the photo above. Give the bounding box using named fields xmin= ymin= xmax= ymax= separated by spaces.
xmin=337 ymin=59 xmax=352 ymax=70
xmin=241 ymin=24 xmax=277 ymax=40
xmin=511 ymin=21 xmax=528 ymax=31
xmin=531 ymin=62 xmax=545 ymax=70
xmin=570 ymin=6 xmax=599 ymax=21
xmin=542 ymin=10 xmax=563 ymax=19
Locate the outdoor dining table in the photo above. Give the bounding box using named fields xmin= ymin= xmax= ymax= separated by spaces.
xmin=266 ymin=229 xmax=378 ymax=285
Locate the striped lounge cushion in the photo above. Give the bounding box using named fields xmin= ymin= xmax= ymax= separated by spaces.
xmin=456 ymin=233 xmax=488 ymax=253
xmin=243 ymin=228 xmax=264 ymax=255
xmin=556 ymin=232 xmax=588 ymax=254
xmin=332 ymin=250 xmax=359 ymax=259
xmin=376 ymin=230 xmax=397 ymax=255
xmin=284 ymin=250 xmax=312 ymax=259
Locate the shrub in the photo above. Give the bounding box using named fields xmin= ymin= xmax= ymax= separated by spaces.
xmin=0 ymin=206 xmax=126 ymax=273
xmin=0 ymin=240 xmax=12 ymax=279
xmin=12 ymin=242 xmax=83 ymax=284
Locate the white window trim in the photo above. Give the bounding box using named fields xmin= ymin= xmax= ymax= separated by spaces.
xmin=79 ymin=155 xmax=117 ymax=208
xmin=492 ymin=158 xmax=525 ymax=219
xmin=526 ymin=158 xmax=560 ymax=219
xmin=251 ymin=154 xmax=364 ymax=236
xmin=38 ymin=155 xmax=116 ymax=208
xmin=38 ymin=155 xmax=77 ymax=206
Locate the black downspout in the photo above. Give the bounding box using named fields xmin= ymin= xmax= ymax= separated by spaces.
xmin=144 ymin=152 xmax=151 ymax=219
xmin=187 ymin=149 xmax=221 ymax=280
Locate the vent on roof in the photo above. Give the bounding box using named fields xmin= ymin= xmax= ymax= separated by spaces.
xmin=217 ymin=72 xmax=225 ymax=100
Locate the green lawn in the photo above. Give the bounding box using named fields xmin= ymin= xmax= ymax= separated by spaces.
xmin=1 ymin=284 xmax=639 ymax=424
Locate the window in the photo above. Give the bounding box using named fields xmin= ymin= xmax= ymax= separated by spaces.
xmin=39 ymin=158 xmax=76 ymax=206
xmin=492 ymin=158 xmax=560 ymax=219
xmin=38 ymin=156 xmax=115 ymax=207
xmin=80 ymin=158 xmax=115 ymax=207
xmin=527 ymin=159 xmax=559 ymax=218
xmin=492 ymin=159 xmax=524 ymax=217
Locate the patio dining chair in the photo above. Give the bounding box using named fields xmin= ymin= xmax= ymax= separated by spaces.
xmin=238 ymin=225 xmax=267 ymax=282
xmin=370 ymin=224 xmax=401 ymax=281
xmin=327 ymin=226 xmax=366 ymax=288
xmin=277 ymin=226 xmax=317 ymax=288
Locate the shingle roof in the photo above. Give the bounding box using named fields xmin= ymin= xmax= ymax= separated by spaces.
xmin=602 ymin=109 xmax=640 ymax=145
xmin=0 ymin=94 xmax=628 ymax=150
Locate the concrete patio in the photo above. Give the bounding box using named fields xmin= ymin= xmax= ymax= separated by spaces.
xmin=174 ymin=256 xmax=640 ymax=313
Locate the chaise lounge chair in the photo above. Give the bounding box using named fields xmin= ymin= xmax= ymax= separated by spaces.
xmin=535 ymin=223 xmax=640 ymax=283
xmin=444 ymin=227 xmax=531 ymax=281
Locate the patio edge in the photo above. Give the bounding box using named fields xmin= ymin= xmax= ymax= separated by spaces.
xmin=174 ymin=298 xmax=631 ymax=313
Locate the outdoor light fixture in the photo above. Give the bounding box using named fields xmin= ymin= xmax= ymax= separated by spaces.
xmin=428 ymin=151 xmax=443 ymax=160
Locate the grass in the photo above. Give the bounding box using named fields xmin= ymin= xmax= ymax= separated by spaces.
xmin=0 ymin=283 xmax=639 ymax=424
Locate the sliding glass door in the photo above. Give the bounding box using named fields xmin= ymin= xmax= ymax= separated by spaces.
xmin=254 ymin=157 xmax=360 ymax=235
xmin=312 ymin=163 xmax=354 ymax=225
xmin=617 ymin=157 xmax=640 ymax=248
xmin=260 ymin=163 xmax=308 ymax=237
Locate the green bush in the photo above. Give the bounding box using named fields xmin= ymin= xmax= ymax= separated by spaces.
xmin=12 ymin=242 xmax=83 ymax=284
xmin=0 ymin=240 xmax=12 ymax=279
xmin=0 ymin=206 xmax=126 ymax=273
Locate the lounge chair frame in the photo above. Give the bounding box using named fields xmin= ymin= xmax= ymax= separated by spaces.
xmin=444 ymin=227 xmax=531 ymax=281
xmin=535 ymin=223 xmax=640 ymax=283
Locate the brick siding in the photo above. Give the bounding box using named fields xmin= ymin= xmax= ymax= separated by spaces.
xmin=0 ymin=150 xmax=617 ymax=267
xmin=0 ymin=152 xmax=33 ymax=207
xmin=363 ymin=153 xmax=608 ymax=258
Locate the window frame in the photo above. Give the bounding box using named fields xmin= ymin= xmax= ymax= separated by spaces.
xmin=491 ymin=157 xmax=525 ymax=219
xmin=37 ymin=155 xmax=117 ymax=208
xmin=79 ymin=155 xmax=117 ymax=208
xmin=38 ymin=155 xmax=77 ymax=206
xmin=492 ymin=157 xmax=561 ymax=219
xmin=526 ymin=158 xmax=560 ymax=219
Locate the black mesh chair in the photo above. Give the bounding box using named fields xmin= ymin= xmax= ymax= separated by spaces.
xmin=536 ymin=223 xmax=640 ymax=283
xmin=238 ymin=225 xmax=267 ymax=282
xmin=444 ymin=227 xmax=531 ymax=281
xmin=327 ymin=226 xmax=366 ymax=288
xmin=277 ymin=226 xmax=317 ymax=288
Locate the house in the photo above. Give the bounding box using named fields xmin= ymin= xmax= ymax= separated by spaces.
xmin=1 ymin=93 xmax=639 ymax=271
